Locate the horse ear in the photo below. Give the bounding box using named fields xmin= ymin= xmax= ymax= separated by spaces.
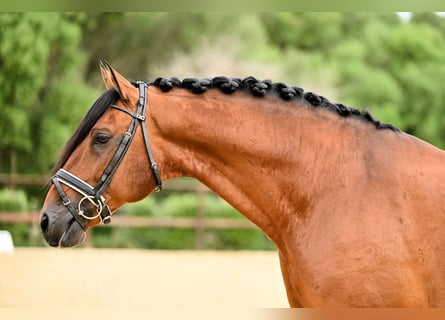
xmin=100 ymin=60 xmax=135 ymax=102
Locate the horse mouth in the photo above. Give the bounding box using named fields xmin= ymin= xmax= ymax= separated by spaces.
xmin=57 ymin=218 xmax=87 ymax=248
xmin=41 ymin=212 xmax=86 ymax=248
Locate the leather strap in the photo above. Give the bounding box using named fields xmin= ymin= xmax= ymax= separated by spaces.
xmin=51 ymin=81 xmax=162 ymax=229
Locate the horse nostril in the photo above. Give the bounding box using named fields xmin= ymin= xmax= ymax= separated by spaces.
xmin=40 ymin=213 xmax=49 ymax=234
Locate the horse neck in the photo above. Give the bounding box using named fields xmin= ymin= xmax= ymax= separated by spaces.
xmin=147 ymin=87 xmax=369 ymax=244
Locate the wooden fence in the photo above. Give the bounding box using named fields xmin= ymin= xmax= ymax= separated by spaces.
xmin=0 ymin=174 xmax=256 ymax=249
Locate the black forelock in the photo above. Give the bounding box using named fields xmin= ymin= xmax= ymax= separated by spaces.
xmin=52 ymin=88 xmax=121 ymax=173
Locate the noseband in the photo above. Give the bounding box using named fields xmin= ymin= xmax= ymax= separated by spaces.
xmin=51 ymin=82 xmax=162 ymax=230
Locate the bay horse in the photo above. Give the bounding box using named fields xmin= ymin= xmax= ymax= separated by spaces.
xmin=40 ymin=61 xmax=445 ymax=307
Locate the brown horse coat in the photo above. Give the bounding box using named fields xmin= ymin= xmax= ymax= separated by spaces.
xmin=41 ymin=64 xmax=445 ymax=307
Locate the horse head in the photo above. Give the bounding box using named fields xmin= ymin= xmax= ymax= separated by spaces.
xmin=40 ymin=62 xmax=161 ymax=247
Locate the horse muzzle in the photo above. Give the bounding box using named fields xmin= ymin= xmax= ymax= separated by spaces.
xmin=40 ymin=204 xmax=88 ymax=248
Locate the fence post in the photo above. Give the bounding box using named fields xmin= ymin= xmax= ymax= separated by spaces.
xmin=194 ymin=187 xmax=206 ymax=249
xmin=85 ymin=229 xmax=94 ymax=248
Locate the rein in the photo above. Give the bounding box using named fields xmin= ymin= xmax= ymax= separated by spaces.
xmin=51 ymin=81 xmax=162 ymax=230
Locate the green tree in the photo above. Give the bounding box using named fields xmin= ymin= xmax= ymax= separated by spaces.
xmin=81 ymin=13 xmax=224 ymax=82
xmin=0 ymin=13 xmax=98 ymax=173
xmin=260 ymin=13 xmax=342 ymax=53
xmin=330 ymin=14 xmax=445 ymax=147
xmin=411 ymin=12 xmax=445 ymax=35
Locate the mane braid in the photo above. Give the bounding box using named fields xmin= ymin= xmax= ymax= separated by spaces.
xmin=52 ymin=88 xmax=121 ymax=173
xmin=150 ymin=76 xmax=399 ymax=132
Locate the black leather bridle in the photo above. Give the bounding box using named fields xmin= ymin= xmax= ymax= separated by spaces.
xmin=51 ymin=81 xmax=162 ymax=230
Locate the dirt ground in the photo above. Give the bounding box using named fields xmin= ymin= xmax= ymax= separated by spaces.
xmin=0 ymin=248 xmax=288 ymax=308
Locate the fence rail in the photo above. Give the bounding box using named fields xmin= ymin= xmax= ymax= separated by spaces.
xmin=0 ymin=212 xmax=255 ymax=229
xmin=0 ymin=174 xmax=257 ymax=249
xmin=0 ymin=173 xmax=47 ymax=186
xmin=0 ymin=211 xmax=256 ymax=249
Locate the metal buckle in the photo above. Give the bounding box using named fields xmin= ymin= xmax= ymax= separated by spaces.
xmin=77 ymin=196 xmax=103 ymax=220
xmin=135 ymin=113 xmax=145 ymax=121
xmin=101 ymin=204 xmax=112 ymax=224
xmin=151 ymin=163 xmax=162 ymax=192
xmin=102 ymin=215 xmax=111 ymax=224
xmin=124 ymin=131 xmax=132 ymax=139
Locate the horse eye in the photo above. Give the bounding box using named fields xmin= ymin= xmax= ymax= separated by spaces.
xmin=93 ymin=133 xmax=111 ymax=145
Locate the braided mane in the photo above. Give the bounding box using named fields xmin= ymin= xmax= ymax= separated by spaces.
xmin=150 ymin=76 xmax=399 ymax=132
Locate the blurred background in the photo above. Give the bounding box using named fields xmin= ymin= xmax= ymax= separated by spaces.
xmin=1 ymin=12 xmax=445 ymax=250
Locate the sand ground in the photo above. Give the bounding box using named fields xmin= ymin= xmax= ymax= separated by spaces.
xmin=0 ymin=248 xmax=288 ymax=308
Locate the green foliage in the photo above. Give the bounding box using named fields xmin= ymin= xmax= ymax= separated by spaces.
xmin=92 ymin=192 xmax=272 ymax=250
xmin=204 ymin=195 xmax=240 ymax=219
xmin=385 ymin=24 xmax=445 ymax=68
xmin=396 ymin=63 xmax=445 ymax=146
xmin=328 ymin=14 xmax=445 ymax=146
xmin=3 ymin=12 xmax=445 ymax=172
xmin=35 ymin=73 xmax=100 ymax=171
xmin=0 ymin=188 xmax=28 ymax=211
xmin=91 ymin=226 xmax=275 ymax=250
xmin=160 ymin=193 xmax=199 ymax=217
xmin=339 ymin=13 xmax=400 ymax=38
xmin=119 ymin=195 xmax=159 ymax=216
xmin=0 ymin=13 xmax=97 ymax=173
xmin=121 ymin=192 xmax=240 ymax=219
xmin=92 ymin=227 xmax=196 ymax=250
xmin=203 ymin=229 xmax=275 ymax=250
xmin=3 ymin=12 xmax=445 ymax=249
xmin=335 ymin=62 xmax=404 ymax=115
xmin=411 ymin=12 xmax=445 ymax=35
xmin=261 ymin=13 xmax=342 ymax=52
xmin=0 ymin=188 xmax=31 ymax=246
